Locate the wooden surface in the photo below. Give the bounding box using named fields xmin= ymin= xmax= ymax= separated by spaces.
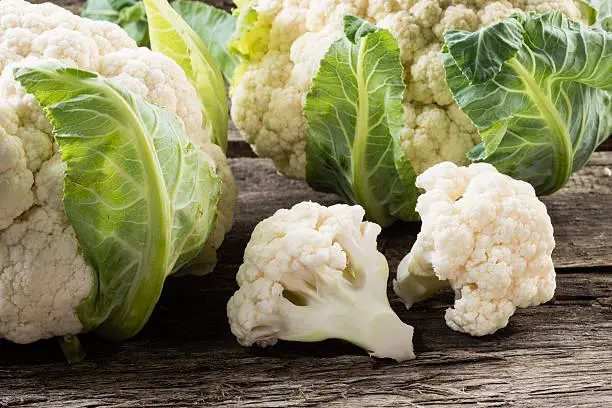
xmin=1 ymin=153 xmax=611 ymax=407
xmin=1 ymin=1 xmax=611 ymax=407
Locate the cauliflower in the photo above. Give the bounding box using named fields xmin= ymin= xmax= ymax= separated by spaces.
xmin=0 ymin=0 xmax=235 ymax=344
xmin=227 ymin=202 xmax=415 ymax=362
xmin=393 ymin=162 xmax=556 ymax=336
xmin=230 ymin=0 xmax=584 ymax=179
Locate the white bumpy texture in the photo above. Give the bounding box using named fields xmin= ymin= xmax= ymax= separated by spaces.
xmin=0 ymin=0 xmax=235 ymax=343
xmin=395 ymin=162 xmax=556 ymax=336
xmin=227 ymin=202 xmax=374 ymax=346
xmin=230 ymin=0 xmax=584 ymax=179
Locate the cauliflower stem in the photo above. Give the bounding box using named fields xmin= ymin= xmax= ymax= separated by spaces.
xmin=393 ymin=251 xmax=448 ymax=309
xmin=274 ymin=230 xmax=414 ymax=361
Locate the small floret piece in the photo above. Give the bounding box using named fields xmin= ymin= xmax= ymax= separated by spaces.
xmin=227 ymin=202 xmax=415 ymax=361
xmin=394 ymin=162 xmax=556 ymax=336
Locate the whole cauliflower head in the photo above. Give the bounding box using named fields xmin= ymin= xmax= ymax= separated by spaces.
xmin=227 ymin=201 xmax=415 ymax=362
xmin=394 ymin=162 xmax=556 ymax=336
xmin=0 ymin=0 xmax=234 ymax=343
xmin=230 ymin=0 xmax=585 ymax=179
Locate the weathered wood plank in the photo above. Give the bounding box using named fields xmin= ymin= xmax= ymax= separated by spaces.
xmin=0 ymin=271 xmax=610 ymax=406
xmin=224 ymin=152 xmax=612 ymax=270
xmin=0 ymin=156 xmax=611 ymax=407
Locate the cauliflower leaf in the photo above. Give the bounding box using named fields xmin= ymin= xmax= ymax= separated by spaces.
xmin=171 ymin=0 xmax=238 ymax=80
xmin=444 ymin=11 xmax=612 ymax=194
xmin=581 ymin=0 xmax=612 ymax=30
xmin=305 ymin=16 xmax=419 ymax=226
xmin=82 ymin=0 xmax=150 ymax=46
xmin=145 ymin=0 xmax=229 ymax=152
xmin=15 ymin=64 xmax=221 ymax=341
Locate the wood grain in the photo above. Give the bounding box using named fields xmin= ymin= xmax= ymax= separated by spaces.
xmin=1 ymin=155 xmax=611 ymax=407
xmin=0 ymin=272 xmax=610 ymax=407
xmin=225 ymin=152 xmax=612 ymax=270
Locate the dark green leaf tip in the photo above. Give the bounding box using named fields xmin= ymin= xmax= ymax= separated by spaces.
xmin=343 ymin=15 xmax=380 ymax=43
xmin=444 ymin=16 xmax=524 ymax=84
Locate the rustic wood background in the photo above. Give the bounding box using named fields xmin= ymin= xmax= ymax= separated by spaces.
xmin=2 ymin=1 xmax=611 ymax=407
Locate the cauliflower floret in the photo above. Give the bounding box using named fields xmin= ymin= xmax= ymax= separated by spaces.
xmin=227 ymin=202 xmax=415 ymax=361
xmin=231 ymin=0 xmax=585 ymax=179
xmin=98 ymin=48 xmax=205 ymax=143
xmin=400 ymin=105 xmax=480 ymax=173
xmin=0 ymin=0 xmax=235 ymax=343
xmin=0 ymin=207 xmax=93 ymax=343
xmin=0 ymin=129 xmax=33 ymax=231
xmin=394 ymin=162 xmax=556 ymax=336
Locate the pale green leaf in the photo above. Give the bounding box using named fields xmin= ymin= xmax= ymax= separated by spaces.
xmin=445 ymin=15 xmax=524 ymax=84
xmin=581 ymin=0 xmax=612 ymax=30
xmin=305 ymin=16 xmax=418 ymax=226
xmin=145 ymin=0 xmax=229 ymax=152
xmin=171 ymin=0 xmax=238 ymax=80
xmin=82 ymin=0 xmax=150 ymax=46
xmin=15 ymin=64 xmax=221 ymax=340
xmin=444 ymin=12 xmax=612 ymax=194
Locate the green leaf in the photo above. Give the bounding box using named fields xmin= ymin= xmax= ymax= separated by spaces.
xmin=15 ymin=64 xmax=221 ymax=340
xmin=145 ymin=0 xmax=229 ymax=152
xmin=444 ymin=11 xmax=612 ymax=195
xmin=304 ymin=16 xmax=418 ymax=226
xmin=576 ymin=0 xmax=599 ymax=25
xmin=444 ymin=15 xmax=524 ymax=84
xmin=171 ymin=0 xmax=237 ymax=81
xmin=82 ymin=0 xmax=150 ymax=47
xmin=228 ymin=1 xmax=269 ymax=59
xmin=227 ymin=1 xmax=273 ymax=87
xmin=581 ymin=0 xmax=612 ymax=30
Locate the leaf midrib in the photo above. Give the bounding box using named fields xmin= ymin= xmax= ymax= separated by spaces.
xmin=95 ymin=81 xmax=172 ymax=339
xmin=351 ymin=37 xmax=389 ymax=224
xmin=508 ymin=58 xmax=573 ymax=193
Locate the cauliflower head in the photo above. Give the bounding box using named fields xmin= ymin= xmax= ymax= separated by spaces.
xmin=230 ymin=0 xmax=585 ymax=179
xmin=394 ymin=162 xmax=556 ymax=336
xmin=227 ymin=201 xmax=415 ymax=361
xmin=0 ymin=0 xmax=235 ymax=343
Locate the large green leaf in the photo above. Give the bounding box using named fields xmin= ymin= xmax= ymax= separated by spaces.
xmin=171 ymin=0 xmax=237 ymax=80
xmin=444 ymin=12 xmax=612 ymax=195
xmin=304 ymin=16 xmax=418 ymax=226
xmin=145 ymin=0 xmax=229 ymax=152
xmin=15 ymin=64 xmax=221 ymax=340
xmin=82 ymin=0 xmax=150 ymax=46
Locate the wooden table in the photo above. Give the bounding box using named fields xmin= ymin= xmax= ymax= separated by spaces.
xmin=2 ymin=1 xmax=611 ymax=406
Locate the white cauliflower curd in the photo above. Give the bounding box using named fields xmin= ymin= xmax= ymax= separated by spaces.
xmin=393 ymin=162 xmax=556 ymax=336
xmin=230 ymin=0 xmax=585 ymax=179
xmin=0 ymin=0 xmax=235 ymax=344
xmin=227 ymin=202 xmax=415 ymax=362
